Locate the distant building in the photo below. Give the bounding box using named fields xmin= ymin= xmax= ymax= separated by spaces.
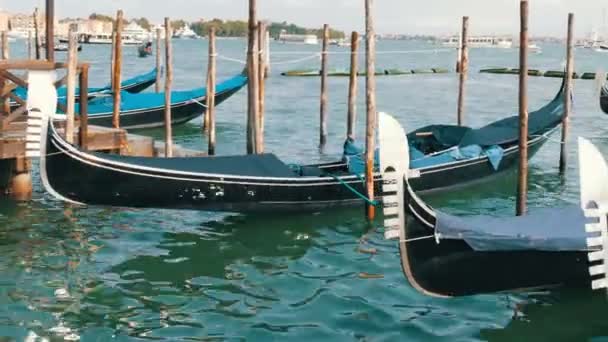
xmin=277 ymin=29 xmax=318 ymax=45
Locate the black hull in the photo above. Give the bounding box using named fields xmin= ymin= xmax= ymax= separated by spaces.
xmin=83 ymin=85 xmax=242 ymax=130
xmin=601 ymin=86 xmax=608 ymax=114
xmin=41 ymin=120 xmax=553 ymax=212
xmin=401 ymin=220 xmax=590 ymax=296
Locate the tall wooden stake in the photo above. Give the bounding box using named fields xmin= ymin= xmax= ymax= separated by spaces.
xmin=257 ymin=21 xmax=266 ymax=153
xmin=112 ymin=10 xmax=124 ymax=128
xmin=456 ymin=28 xmax=463 ymax=73
xmin=206 ymin=27 xmax=217 ymax=155
xmin=155 ymin=28 xmax=162 ymax=93
xmin=516 ymin=0 xmax=529 ymax=217
xmin=457 ymin=16 xmax=469 ymax=126
xmin=65 ymin=28 xmax=78 ymax=144
xmin=27 ymin=30 xmax=32 ymax=59
xmin=560 ymin=13 xmax=574 ymax=174
xmin=111 ymin=31 xmax=116 ymax=89
xmin=1 ymin=31 xmax=8 ymax=59
xmin=45 ymin=0 xmax=55 ymax=61
xmin=365 ymin=0 xmax=377 ymax=221
xmin=319 ymin=24 xmax=330 ymax=149
xmin=33 ymin=8 xmax=41 ymax=60
xmin=265 ymin=30 xmax=271 ymax=75
xmin=164 ymin=17 xmax=173 ymax=158
xmin=78 ymin=64 xmax=89 ymax=150
xmin=246 ymin=0 xmax=260 ymax=154
xmin=347 ymin=31 xmax=359 ymax=140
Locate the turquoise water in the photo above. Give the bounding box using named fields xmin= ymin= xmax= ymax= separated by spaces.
xmin=2 ymin=38 xmax=608 ymax=341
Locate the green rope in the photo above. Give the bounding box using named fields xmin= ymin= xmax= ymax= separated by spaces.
xmin=326 ymin=173 xmax=379 ymax=207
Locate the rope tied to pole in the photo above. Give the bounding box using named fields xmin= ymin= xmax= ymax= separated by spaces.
xmin=326 ymin=172 xmax=379 ymax=207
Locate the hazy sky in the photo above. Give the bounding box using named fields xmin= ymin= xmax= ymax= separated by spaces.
xmin=4 ymin=0 xmax=608 ymax=37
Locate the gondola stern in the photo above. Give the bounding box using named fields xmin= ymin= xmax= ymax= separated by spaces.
xmin=378 ymin=113 xmax=449 ymax=298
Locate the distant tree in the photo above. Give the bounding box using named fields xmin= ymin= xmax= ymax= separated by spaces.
xmin=171 ymin=19 xmax=187 ymax=31
xmin=133 ymin=17 xmax=151 ymax=31
xmin=88 ymin=13 xmax=113 ymax=22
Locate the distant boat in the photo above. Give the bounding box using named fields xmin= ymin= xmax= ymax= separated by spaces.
xmin=173 ymin=25 xmax=199 ymax=39
xmin=441 ymin=35 xmax=513 ymax=48
xmin=277 ymin=30 xmax=318 ymax=45
xmin=84 ymin=33 xmax=143 ymax=45
xmin=54 ymin=42 xmax=82 ymax=52
xmin=138 ymin=42 xmax=153 ymax=58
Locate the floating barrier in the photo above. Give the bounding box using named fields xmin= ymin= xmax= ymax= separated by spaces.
xmin=480 ymin=68 xmax=597 ymax=79
xmin=281 ymin=68 xmax=449 ymax=77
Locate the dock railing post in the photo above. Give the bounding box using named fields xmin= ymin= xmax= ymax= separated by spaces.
xmin=164 ymin=17 xmax=173 ymax=158
xmin=27 ymin=30 xmax=32 ymax=59
xmin=365 ymin=0 xmax=377 ymax=221
xmin=257 ymin=21 xmax=266 ymax=154
xmin=206 ymin=27 xmax=217 ymax=155
xmin=246 ymin=0 xmax=260 ymax=154
xmin=347 ymin=31 xmax=359 ymax=140
xmin=457 ymin=16 xmax=469 ymax=126
xmin=33 ymin=8 xmax=41 ymax=60
xmin=155 ymin=28 xmax=162 ymax=93
xmin=45 ymin=0 xmax=54 ymax=61
xmin=65 ymin=28 xmax=78 ymax=144
xmin=560 ymin=13 xmax=574 ymax=174
xmin=319 ymin=24 xmax=330 ymax=150
xmin=78 ymin=64 xmax=90 ymax=150
xmin=112 ymin=10 xmax=123 ymax=129
xmin=516 ymin=0 xmax=529 ymax=216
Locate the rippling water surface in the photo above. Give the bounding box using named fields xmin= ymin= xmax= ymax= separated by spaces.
xmin=2 ymin=38 xmax=608 ymax=341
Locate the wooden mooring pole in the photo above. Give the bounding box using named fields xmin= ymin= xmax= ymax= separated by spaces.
xmin=365 ymin=0 xmax=377 ymax=221
xmin=45 ymin=0 xmax=55 ymax=61
xmin=27 ymin=30 xmax=32 ymax=59
xmin=319 ymin=24 xmax=330 ymax=150
xmin=347 ymin=31 xmax=359 ymax=140
xmin=33 ymin=8 xmax=41 ymax=60
xmin=457 ymin=16 xmax=469 ymax=126
xmin=257 ymin=21 xmax=266 ymax=153
xmin=246 ymin=0 xmax=260 ymax=154
xmin=456 ymin=27 xmax=462 ymax=73
xmin=155 ymin=28 xmax=162 ymax=93
xmin=206 ymin=27 xmax=217 ymax=155
xmin=112 ymin=10 xmax=124 ymax=129
xmin=65 ymin=28 xmax=78 ymax=144
xmin=1 ymin=31 xmax=9 ymax=59
xmin=516 ymin=0 xmax=529 ymax=217
xmin=164 ymin=17 xmax=173 ymax=158
xmin=79 ymin=64 xmax=90 ymax=150
xmin=560 ymin=13 xmax=574 ymax=174
xmin=111 ymin=31 xmax=116 ymax=89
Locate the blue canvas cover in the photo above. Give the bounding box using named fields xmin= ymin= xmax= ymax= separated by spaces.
xmin=435 ymin=206 xmax=591 ymax=252
xmin=66 ymin=74 xmax=247 ymax=116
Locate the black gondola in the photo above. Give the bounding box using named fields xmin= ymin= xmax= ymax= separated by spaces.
xmin=377 ymin=112 xmax=602 ymax=297
xmin=25 ymin=73 xmax=568 ymax=212
xmin=600 ymin=84 xmax=608 ymax=114
xmin=138 ymin=42 xmax=153 ymax=58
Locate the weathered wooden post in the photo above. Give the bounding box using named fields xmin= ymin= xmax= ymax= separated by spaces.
xmin=319 ymin=24 xmax=330 ymax=149
xmin=365 ymin=0 xmax=377 ymax=221
xmin=206 ymin=27 xmax=217 ymax=155
xmin=257 ymin=21 xmax=266 ymax=153
xmin=265 ymin=30 xmax=271 ymax=75
xmin=164 ymin=17 xmax=173 ymax=158
xmin=1 ymin=31 xmax=8 ymax=59
xmin=560 ymin=13 xmax=574 ymax=174
xmin=456 ymin=27 xmax=463 ymax=73
xmin=111 ymin=31 xmax=116 ymax=88
xmin=457 ymin=16 xmax=469 ymax=126
xmin=112 ymin=10 xmax=124 ymax=128
xmin=65 ymin=28 xmax=78 ymax=144
xmin=247 ymin=0 xmax=260 ymax=154
xmin=516 ymin=0 xmax=529 ymax=216
xmin=79 ymin=64 xmax=90 ymax=150
xmin=33 ymin=8 xmax=41 ymax=60
xmin=155 ymin=28 xmax=162 ymax=93
xmin=347 ymin=31 xmax=359 ymax=141
xmin=45 ymin=0 xmax=55 ymax=61
xmin=27 ymin=30 xmax=32 ymax=59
